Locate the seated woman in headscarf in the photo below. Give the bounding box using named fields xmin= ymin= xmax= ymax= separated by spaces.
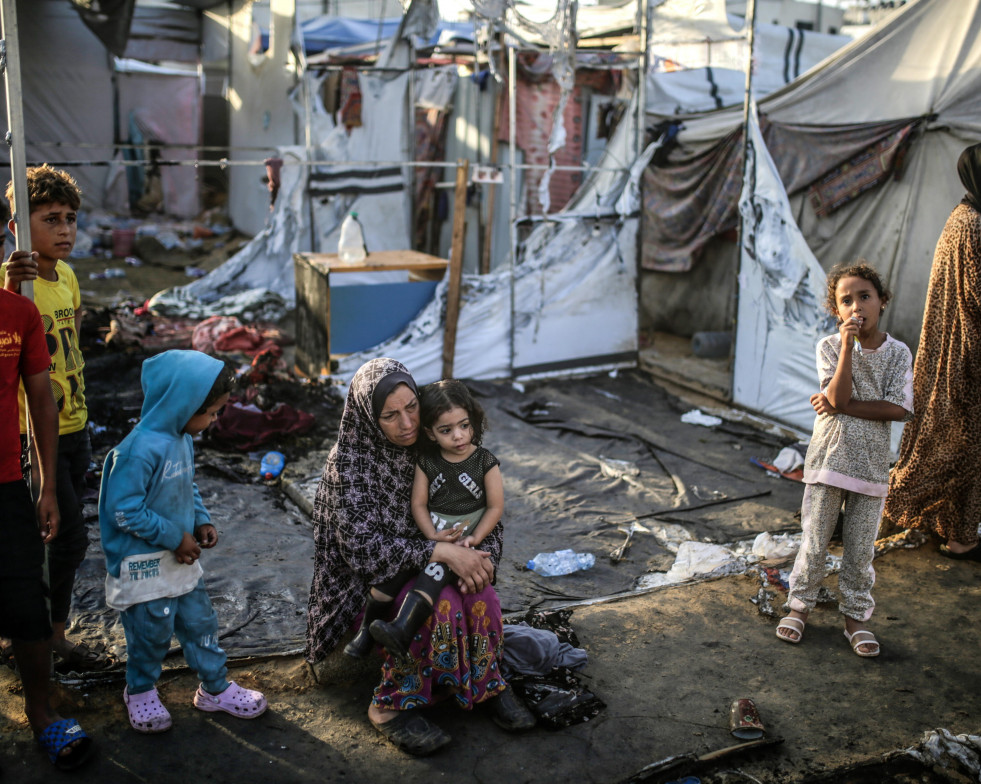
xmin=882 ymin=143 xmax=981 ymax=560
xmin=304 ymin=358 xmax=534 ymax=755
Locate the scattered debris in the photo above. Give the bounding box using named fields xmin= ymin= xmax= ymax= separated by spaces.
xmin=681 ymin=409 xmax=723 ymax=428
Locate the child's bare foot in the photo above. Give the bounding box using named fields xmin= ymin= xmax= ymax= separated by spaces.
xmin=844 ymin=618 xmax=880 ymax=657
xmin=776 ymin=610 xmax=807 ymax=643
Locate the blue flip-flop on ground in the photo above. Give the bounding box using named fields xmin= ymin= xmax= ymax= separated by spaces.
xmin=36 ymin=718 xmax=94 ymax=770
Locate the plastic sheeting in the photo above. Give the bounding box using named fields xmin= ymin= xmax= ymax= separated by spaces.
xmin=646 ymin=2 xmax=850 ymax=115
xmin=906 ymin=729 xmax=981 ymax=780
xmin=645 ymin=0 xmax=981 ymax=352
xmin=66 ymin=369 xmax=802 ymax=661
xmin=333 ymin=93 xmax=644 ymax=384
xmin=148 ymin=147 xmax=310 ymax=313
xmin=732 ymin=104 xmax=832 ymax=432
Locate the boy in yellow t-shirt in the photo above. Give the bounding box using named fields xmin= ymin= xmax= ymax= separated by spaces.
xmin=2 ymin=165 xmax=111 ymax=672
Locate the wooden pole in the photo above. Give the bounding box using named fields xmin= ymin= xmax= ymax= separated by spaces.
xmin=442 ymin=158 xmax=470 ymax=379
xmin=480 ymin=31 xmax=506 ymax=275
xmin=1 ymin=0 xmax=34 ymax=299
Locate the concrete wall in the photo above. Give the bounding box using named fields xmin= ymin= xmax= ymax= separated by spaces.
xmin=226 ymin=0 xmax=299 ymax=235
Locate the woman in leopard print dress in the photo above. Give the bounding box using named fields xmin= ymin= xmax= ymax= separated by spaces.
xmin=881 ymin=143 xmax=981 ymax=560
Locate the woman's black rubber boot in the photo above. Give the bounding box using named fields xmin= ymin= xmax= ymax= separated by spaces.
xmin=369 ymin=592 xmax=433 ymax=660
xmin=343 ymin=596 xmax=391 ymax=658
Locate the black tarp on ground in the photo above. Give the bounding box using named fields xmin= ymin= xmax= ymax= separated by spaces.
xmin=68 ymin=368 xmax=804 ymax=664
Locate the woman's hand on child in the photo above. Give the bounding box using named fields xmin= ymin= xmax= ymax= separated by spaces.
xmin=811 ymin=392 xmax=838 ymax=416
xmin=195 ymin=524 xmax=219 ymax=549
xmin=2 ymin=250 xmax=39 ymax=293
xmin=433 ymin=542 xmax=494 ymax=594
xmin=175 ymin=531 xmax=202 ymax=564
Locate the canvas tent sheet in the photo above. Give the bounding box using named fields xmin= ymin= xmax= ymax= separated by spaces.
xmin=732 ymin=105 xmax=834 ymax=431
xmin=646 ymin=0 xmax=850 ymax=116
xmin=644 ymin=0 xmax=981 ymax=353
xmin=333 ymin=93 xmax=644 ymax=385
xmin=0 ymin=0 xmax=204 ymax=217
xmin=0 ymin=0 xmax=115 ymax=210
xmin=67 ymin=371 xmax=802 ymax=661
xmin=155 ymin=59 xmax=643 ymax=385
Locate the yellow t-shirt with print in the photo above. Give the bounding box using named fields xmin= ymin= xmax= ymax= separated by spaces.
xmin=1 ymin=259 xmax=87 ymax=435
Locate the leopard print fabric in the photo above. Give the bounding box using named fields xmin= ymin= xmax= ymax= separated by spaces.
xmin=882 ymin=204 xmax=981 ymax=545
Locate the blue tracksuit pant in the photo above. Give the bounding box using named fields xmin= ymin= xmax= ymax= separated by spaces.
xmin=120 ymin=580 xmax=229 ymax=695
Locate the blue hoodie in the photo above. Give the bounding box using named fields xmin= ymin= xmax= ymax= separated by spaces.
xmin=99 ymin=350 xmax=224 ymax=608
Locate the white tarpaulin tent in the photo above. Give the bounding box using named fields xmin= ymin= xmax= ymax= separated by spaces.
xmin=0 ymin=0 xmax=204 ymax=218
xmin=643 ymin=0 xmax=981 ymax=431
xmin=335 ymin=93 xmax=644 ymax=384
xmin=153 ymin=0 xmax=642 ymax=383
xmin=646 ymin=0 xmax=849 ymax=115
xmin=733 ymin=104 xmax=833 ymax=431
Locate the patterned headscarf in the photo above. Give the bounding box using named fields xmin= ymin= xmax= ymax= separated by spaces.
xmin=324 ymin=358 xmax=420 ymax=550
xmin=957 ymin=142 xmax=981 ymax=213
xmin=305 ymin=358 xmax=432 ymax=660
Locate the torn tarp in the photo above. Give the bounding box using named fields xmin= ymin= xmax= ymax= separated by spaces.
xmin=905 ymin=728 xmax=981 ymax=780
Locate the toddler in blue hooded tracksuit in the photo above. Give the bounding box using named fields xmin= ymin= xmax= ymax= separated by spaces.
xmin=99 ymin=350 xmax=267 ymax=733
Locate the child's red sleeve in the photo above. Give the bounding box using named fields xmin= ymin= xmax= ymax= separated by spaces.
xmin=19 ymin=305 xmax=50 ymax=378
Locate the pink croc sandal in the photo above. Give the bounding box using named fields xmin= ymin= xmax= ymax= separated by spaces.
xmin=193 ymin=681 xmax=267 ymax=719
xmin=124 ymin=686 xmax=173 ymax=733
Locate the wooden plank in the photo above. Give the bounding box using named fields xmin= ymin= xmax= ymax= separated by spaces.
xmin=293 ymin=253 xmax=331 ymax=378
xmin=442 ymin=159 xmax=470 ymax=379
xmin=300 ymin=249 xmax=449 ymax=275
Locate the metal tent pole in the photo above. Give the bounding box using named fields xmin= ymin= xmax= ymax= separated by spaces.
xmin=1 ymin=0 xmax=33 ymax=298
xmin=635 ymin=0 xmax=648 ymax=159
xmin=508 ymin=40 xmax=517 ymax=378
xmin=1 ymin=0 xmax=36 ymax=489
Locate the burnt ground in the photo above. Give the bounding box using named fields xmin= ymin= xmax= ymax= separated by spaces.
xmin=1 ymin=249 xmax=980 ymax=783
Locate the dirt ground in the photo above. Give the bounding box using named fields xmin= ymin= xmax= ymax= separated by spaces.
xmin=2 ymin=542 xmax=980 ymax=783
xmin=2 ymin=241 xmax=980 ymax=782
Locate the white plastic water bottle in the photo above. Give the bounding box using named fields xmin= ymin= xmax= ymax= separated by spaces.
xmin=526 ymin=549 xmax=595 ymax=576
xmin=338 ymin=211 xmax=366 ymax=263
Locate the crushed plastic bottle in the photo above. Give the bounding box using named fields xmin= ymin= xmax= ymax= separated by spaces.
xmin=260 ymin=451 xmax=286 ymax=480
xmin=338 ymin=211 xmax=366 ymax=263
xmin=526 ymin=549 xmax=595 ymax=576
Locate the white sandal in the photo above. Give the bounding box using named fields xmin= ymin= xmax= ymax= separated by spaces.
xmin=775 ymin=615 xmax=806 ymax=644
xmin=844 ymin=628 xmax=880 ymax=657
xmin=124 ymin=686 xmax=173 ymax=733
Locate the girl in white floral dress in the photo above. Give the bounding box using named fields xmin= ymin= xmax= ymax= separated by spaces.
xmin=776 ymin=262 xmax=913 ymax=657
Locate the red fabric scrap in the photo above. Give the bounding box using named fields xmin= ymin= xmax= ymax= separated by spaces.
xmin=191 ymin=315 xmax=286 ymax=357
xmin=209 ymin=400 xmax=315 ymax=451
